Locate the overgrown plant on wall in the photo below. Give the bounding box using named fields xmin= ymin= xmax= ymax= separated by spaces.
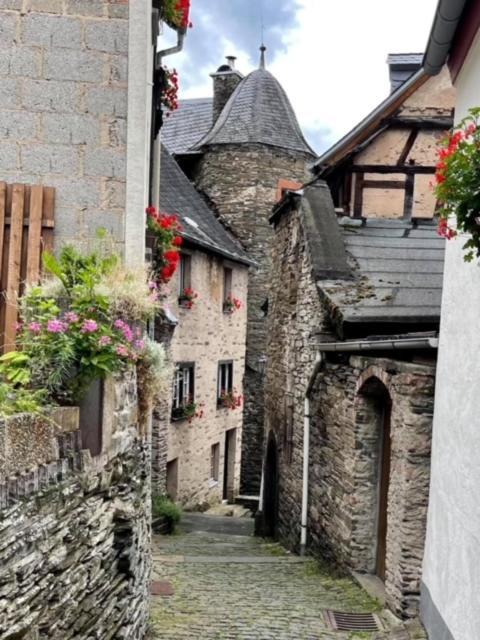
xmin=0 ymin=238 xmax=165 ymax=414
xmin=434 ymin=107 xmax=480 ymax=262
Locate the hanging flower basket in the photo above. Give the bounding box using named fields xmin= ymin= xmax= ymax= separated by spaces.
xmin=161 ymin=0 xmax=192 ymax=31
xmin=434 ymin=107 xmax=480 ymax=262
xmin=146 ymin=207 xmax=183 ymax=283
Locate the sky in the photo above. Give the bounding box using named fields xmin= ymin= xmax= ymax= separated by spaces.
xmin=162 ymin=0 xmax=439 ymax=154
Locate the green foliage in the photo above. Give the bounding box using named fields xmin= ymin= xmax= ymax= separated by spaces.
xmin=152 ymin=494 xmax=182 ymax=533
xmin=434 ymin=107 xmax=480 ymax=261
xmin=1 ymin=242 xmax=162 ymax=407
xmin=0 ymin=382 xmax=46 ymax=417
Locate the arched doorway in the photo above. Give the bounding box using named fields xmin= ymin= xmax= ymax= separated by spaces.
xmin=263 ymin=431 xmax=279 ymax=538
xmin=357 ymin=377 xmax=392 ymax=581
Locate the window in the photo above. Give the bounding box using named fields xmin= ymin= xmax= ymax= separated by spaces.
xmin=179 ymin=253 xmax=192 ymax=297
xmin=172 ymin=362 xmax=195 ymax=419
xmin=217 ymin=361 xmax=233 ymax=405
xmin=210 ymin=443 xmax=220 ymax=482
xmin=223 ymin=267 xmax=232 ymax=303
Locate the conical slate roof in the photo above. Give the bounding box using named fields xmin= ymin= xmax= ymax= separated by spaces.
xmin=195 ymin=68 xmax=316 ymax=156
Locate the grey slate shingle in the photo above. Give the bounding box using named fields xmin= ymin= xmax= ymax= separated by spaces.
xmin=162 ymin=98 xmax=213 ymax=155
xmin=319 ymin=218 xmax=445 ymax=328
xmin=160 ymin=145 xmax=250 ymax=266
xmin=195 ymin=69 xmax=316 ymax=156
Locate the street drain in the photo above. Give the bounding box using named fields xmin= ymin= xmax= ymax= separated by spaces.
xmin=150 ymin=580 xmax=174 ymax=596
xmin=323 ymin=610 xmax=383 ymax=632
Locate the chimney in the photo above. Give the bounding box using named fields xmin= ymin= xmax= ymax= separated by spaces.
xmin=211 ymin=56 xmax=243 ymax=123
xmin=387 ymin=53 xmax=423 ymax=93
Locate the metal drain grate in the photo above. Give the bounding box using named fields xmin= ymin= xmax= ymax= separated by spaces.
xmin=323 ymin=610 xmax=384 ymax=632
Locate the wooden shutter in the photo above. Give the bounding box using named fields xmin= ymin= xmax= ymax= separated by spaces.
xmin=0 ymin=183 xmax=55 ymax=352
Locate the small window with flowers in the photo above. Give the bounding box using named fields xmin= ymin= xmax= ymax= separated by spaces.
xmin=178 ymin=254 xmax=197 ymax=308
xmin=217 ymin=361 xmax=242 ymax=410
xmin=172 ymin=362 xmax=195 ymax=421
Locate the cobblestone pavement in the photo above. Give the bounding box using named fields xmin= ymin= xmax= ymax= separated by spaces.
xmin=150 ymin=513 xmax=426 ymax=640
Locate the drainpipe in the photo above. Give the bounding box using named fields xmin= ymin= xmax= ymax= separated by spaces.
xmin=151 ymin=29 xmax=186 ymax=209
xmin=300 ymin=352 xmax=323 ymax=555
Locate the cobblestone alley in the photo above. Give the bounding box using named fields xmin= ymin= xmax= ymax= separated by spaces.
xmin=150 ymin=514 xmax=426 ymax=640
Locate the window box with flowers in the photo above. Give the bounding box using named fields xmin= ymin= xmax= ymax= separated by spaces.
xmin=434 ymin=107 xmax=480 ymax=262
xmin=217 ymin=389 xmax=243 ymax=411
xmin=178 ymin=287 xmax=198 ymax=309
xmin=223 ymin=296 xmax=242 ymax=315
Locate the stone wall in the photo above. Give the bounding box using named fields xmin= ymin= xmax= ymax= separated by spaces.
xmin=266 ymin=197 xmax=435 ymax=619
xmin=194 ymin=143 xmax=311 ymax=495
xmin=0 ymin=0 xmax=129 ymax=246
xmin=151 ymin=248 xmax=248 ymax=509
xmin=0 ymin=370 xmax=152 ymax=639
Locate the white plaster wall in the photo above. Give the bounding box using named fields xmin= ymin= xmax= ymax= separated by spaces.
xmin=422 ymin=27 xmax=480 ymax=640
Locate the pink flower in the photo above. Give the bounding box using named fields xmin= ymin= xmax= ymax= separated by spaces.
xmin=64 ymin=312 xmax=79 ymax=324
xmin=114 ymin=319 xmax=125 ymax=330
xmin=99 ymin=335 xmax=112 ymax=347
xmin=134 ymin=339 xmax=145 ymax=351
xmin=116 ymin=345 xmax=129 ymax=357
xmin=47 ymin=319 xmax=67 ymax=334
xmin=28 ymin=322 xmax=41 ymax=334
xmin=81 ymin=319 xmax=98 ymax=334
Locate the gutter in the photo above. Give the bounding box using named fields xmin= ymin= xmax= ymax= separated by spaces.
xmin=313 ymin=336 xmax=439 ymax=352
xmin=423 ymin=0 xmax=468 ymax=75
xmin=151 ymin=29 xmax=186 ymax=209
xmin=300 ymin=352 xmax=323 ymax=555
xmin=312 ymin=68 xmax=426 ymax=174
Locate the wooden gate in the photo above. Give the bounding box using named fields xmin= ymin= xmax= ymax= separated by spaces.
xmin=0 ymin=183 xmax=55 ymax=352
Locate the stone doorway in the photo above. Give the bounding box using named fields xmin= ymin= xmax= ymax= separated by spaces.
xmin=166 ymin=458 xmax=178 ymax=502
xmin=356 ymin=377 xmax=393 ymax=582
xmin=263 ymin=431 xmax=279 ymax=538
xmin=223 ymin=428 xmax=237 ymax=502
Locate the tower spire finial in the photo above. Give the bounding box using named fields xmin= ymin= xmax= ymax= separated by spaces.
xmin=259 ymin=44 xmax=266 ymax=69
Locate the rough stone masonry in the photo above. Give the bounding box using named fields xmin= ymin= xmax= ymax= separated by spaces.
xmin=0 ymin=0 xmax=129 ymax=247
xmin=0 ymin=370 xmax=152 ymax=640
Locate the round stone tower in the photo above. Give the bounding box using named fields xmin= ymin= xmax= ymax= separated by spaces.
xmin=193 ymin=48 xmax=316 ymax=495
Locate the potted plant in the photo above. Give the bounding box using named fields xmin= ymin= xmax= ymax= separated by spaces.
xmin=223 ymin=296 xmax=242 ymax=315
xmin=218 ymin=389 xmax=243 ymax=410
xmin=161 ymin=0 xmax=192 ymax=31
xmin=171 ymin=397 xmax=204 ymax=423
xmin=178 ymin=287 xmax=198 ymax=309
xmin=434 ymin=107 xmax=480 ymax=262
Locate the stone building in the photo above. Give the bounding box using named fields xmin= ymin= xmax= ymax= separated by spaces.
xmin=0 ymin=2 xmax=184 ymax=636
xmin=0 ymin=0 xmax=157 ymax=265
xmin=261 ymin=56 xmax=452 ymax=620
xmin=162 ymin=50 xmax=315 ymax=495
xmin=152 ymin=146 xmax=250 ymax=508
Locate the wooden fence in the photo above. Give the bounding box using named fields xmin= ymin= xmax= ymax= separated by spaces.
xmin=0 ymin=183 xmax=55 ymax=353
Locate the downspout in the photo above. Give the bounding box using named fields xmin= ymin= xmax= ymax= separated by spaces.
xmin=300 ymin=352 xmax=323 ymax=555
xmin=151 ymin=30 xmax=186 ymax=209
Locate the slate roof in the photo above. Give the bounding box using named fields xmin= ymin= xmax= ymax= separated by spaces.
xmin=160 ymin=145 xmax=250 ymax=266
xmin=387 ymin=53 xmax=423 ymax=93
xmin=195 ymin=69 xmax=316 ymax=156
xmin=319 ymin=218 xmax=445 ymax=332
xmin=162 ymin=98 xmax=213 ymax=155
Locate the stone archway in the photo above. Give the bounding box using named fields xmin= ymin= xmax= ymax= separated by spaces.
xmin=355 ymin=376 xmax=393 ymax=581
xmin=263 ymin=431 xmax=279 ymax=538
